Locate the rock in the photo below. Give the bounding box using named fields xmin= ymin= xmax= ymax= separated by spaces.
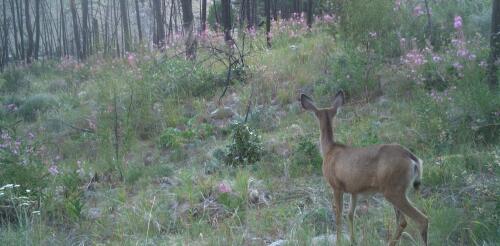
xmin=210 ymin=107 xmax=235 ymax=120
xmin=87 ymin=207 xmax=102 ymax=220
xmin=311 ymin=234 xmax=349 ymax=246
xmin=248 ymin=189 xmax=260 ymax=204
xmin=268 ymin=239 xmax=288 ymax=246
xmin=288 ymin=124 xmax=304 ymax=139
xmin=143 ymin=151 xmax=154 ymax=166
xmin=158 ymin=176 xmax=179 ymax=188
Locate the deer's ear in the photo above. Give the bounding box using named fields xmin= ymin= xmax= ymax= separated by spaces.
xmin=300 ymin=94 xmax=318 ymax=112
xmin=332 ymin=90 xmax=345 ymax=109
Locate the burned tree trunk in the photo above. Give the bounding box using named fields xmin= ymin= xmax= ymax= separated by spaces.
xmin=489 ymin=0 xmax=500 ymax=89
xmin=120 ymin=0 xmax=131 ymax=51
xmin=221 ymin=0 xmax=232 ymax=42
xmin=82 ymin=0 xmax=89 ymax=58
xmin=180 ymin=0 xmax=197 ymax=59
xmin=134 ymin=0 xmax=142 ymax=42
xmin=152 ymin=0 xmax=165 ymax=47
xmin=34 ymin=0 xmax=41 ymax=59
xmin=70 ymin=0 xmax=82 ymax=59
xmin=265 ymin=0 xmax=271 ymax=47
xmin=25 ymin=0 xmax=33 ymax=63
xmin=201 ymin=0 xmax=207 ymax=32
xmin=306 ymin=0 xmax=313 ymax=28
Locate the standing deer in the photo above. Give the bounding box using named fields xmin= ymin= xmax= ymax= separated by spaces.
xmin=300 ymin=91 xmax=428 ymax=246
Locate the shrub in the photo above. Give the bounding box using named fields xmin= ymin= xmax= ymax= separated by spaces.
xmin=0 ymin=69 xmax=29 ymax=93
xmin=18 ymin=94 xmax=57 ymax=122
xmin=291 ymin=137 xmax=322 ymax=176
xmin=224 ymin=123 xmax=263 ymax=166
xmin=159 ymin=128 xmax=184 ymax=149
xmin=59 ymin=170 xmax=85 ymax=223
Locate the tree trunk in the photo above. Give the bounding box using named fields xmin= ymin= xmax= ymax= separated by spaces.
xmin=201 ymin=0 xmax=207 ymax=32
xmin=489 ymin=0 xmax=500 ymax=89
xmin=152 ymin=0 xmax=165 ymax=47
xmin=70 ymin=0 xmax=82 ymax=59
xmin=306 ymin=0 xmax=313 ymax=28
xmin=25 ymin=0 xmax=33 ymax=63
xmin=2 ymin=0 xmax=9 ymax=65
xmin=246 ymin=0 xmax=252 ymax=29
xmin=180 ymin=0 xmax=197 ymax=59
xmin=59 ymin=0 xmax=68 ymax=56
xmin=34 ymin=0 xmax=41 ymax=59
xmin=265 ymin=0 xmax=271 ymax=47
xmin=120 ymin=0 xmax=131 ymax=51
xmin=221 ymin=0 xmax=233 ymax=42
xmin=16 ymin=0 xmax=25 ymax=60
xmin=134 ymin=0 xmax=142 ymax=42
xmin=82 ymin=0 xmax=89 ymax=58
xmin=9 ymin=0 xmax=19 ymax=59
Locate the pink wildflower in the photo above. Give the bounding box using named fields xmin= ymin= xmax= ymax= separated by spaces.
xmin=127 ymin=53 xmax=136 ymax=67
xmin=48 ymin=165 xmax=59 ymax=176
xmin=218 ymin=182 xmax=232 ymax=193
xmin=454 ymin=16 xmax=463 ymax=30
xmin=413 ymin=5 xmax=424 ymax=17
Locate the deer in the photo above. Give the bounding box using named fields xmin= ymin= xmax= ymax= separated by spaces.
xmin=300 ymin=91 xmax=428 ymax=246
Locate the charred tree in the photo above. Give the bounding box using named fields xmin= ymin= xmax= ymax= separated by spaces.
xmin=34 ymin=0 xmax=41 ymax=59
xmin=152 ymin=0 xmax=165 ymax=47
xmin=180 ymin=0 xmax=197 ymax=59
xmin=70 ymin=0 xmax=82 ymax=59
xmin=489 ymin=0 xmax=500 ymax=89
xmin=306 ymin=0 xmax=313 ymax=28
xmin=134 ymin=0 xmax=142 ymax=42
xmin=120 ymin=0 xmax=131 ymax=51
xmin=201 ymin=0 xmax=207 ymax=32
xmin=25 ymin=0 xmax=33 ymax=63
xmin=265 ymin=0 xmax=271 ymax=47
xmin=221 ymin=0 xmax=233 ymax=42
xmin=82 ymin=0 xmax=89 ymax=58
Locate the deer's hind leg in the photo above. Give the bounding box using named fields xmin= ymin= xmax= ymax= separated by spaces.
xmin=385 ymin=193 xmax=428 ymax=246
xmin=388 ymin=207 xmax=407 ymax=246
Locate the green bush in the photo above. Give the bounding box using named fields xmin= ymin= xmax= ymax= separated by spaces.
xmin=159 ymin=127 xmax=184 ymax=149
xmin=224 ymin=123 xmax=263 ymax=166
xmin=291 ymin=137 xmax=322 ymax=176
xmin=0 ymin=69 xmax=29 ymax=93
xmin=59 ymin=170 xmax=85 ymax=223
xmin=18 ymin=94 xmax=57 ymax=122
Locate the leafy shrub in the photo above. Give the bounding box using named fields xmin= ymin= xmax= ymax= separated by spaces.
xmin=18 ymin=94 xmax=57 ymax=122
xmin=60 ymin=170 xmax=85 ymax=222
xmin=224 ymin=123 xmax=263 ymax=166
xmin=159 ymin=128 xmax=184 ymax=149
xmin=291 ymin=137 xmax=322 ymax=176
xmin=0 ymin=69 xmax=29 ymax=93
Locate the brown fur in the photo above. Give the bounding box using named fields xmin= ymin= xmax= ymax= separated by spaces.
xmin=300 ymin=91 xmax=428 ymax=246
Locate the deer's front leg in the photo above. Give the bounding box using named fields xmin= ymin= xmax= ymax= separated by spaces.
xmin=334 ymin=190 xmax=344 ymax=245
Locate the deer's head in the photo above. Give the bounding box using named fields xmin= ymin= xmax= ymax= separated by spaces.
xmin=300 ymin=91 xmax=345 ymax=155
xmin=300 ymin=90 xmax=345 ymax=124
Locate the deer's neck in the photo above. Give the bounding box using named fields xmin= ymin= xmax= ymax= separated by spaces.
xmin=319 ymin=117 xmax=335 ymax=157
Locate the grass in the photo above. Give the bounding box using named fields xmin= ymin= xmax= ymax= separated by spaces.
xmin=1 ymin=17 xmax=499 ymax=246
